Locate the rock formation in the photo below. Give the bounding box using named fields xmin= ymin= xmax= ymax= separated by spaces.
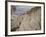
xmin=11 ymin=7 xmax=41 ymax=31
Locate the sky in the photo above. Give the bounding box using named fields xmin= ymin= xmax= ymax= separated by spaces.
xmin=11 ymin=5 xmax=34 ymax=15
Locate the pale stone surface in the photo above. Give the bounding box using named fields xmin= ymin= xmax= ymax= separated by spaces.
xmin=11 ymin=15 xmax=23 ymax=31
xmin=11 ymin=7 xmax=41 ymax=31
xmin=19 ymin=7 xmax=41 ymax=31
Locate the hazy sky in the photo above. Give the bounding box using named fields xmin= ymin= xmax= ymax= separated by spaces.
xmin=11 ymin=5 xmax=34 ymax=15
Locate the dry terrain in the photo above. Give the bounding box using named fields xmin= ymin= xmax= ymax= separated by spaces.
xmin=11 ymin=7 xmax=41 ymax=31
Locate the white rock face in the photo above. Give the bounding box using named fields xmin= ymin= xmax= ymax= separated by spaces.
xmin=19 ymin=7 xmax=41 ymax=31
xmin=11 ymin=7 xmax=41 ymax=31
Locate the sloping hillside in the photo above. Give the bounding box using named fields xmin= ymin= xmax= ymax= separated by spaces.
xmin=11 ymin=7 xmax=41 ymax=31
